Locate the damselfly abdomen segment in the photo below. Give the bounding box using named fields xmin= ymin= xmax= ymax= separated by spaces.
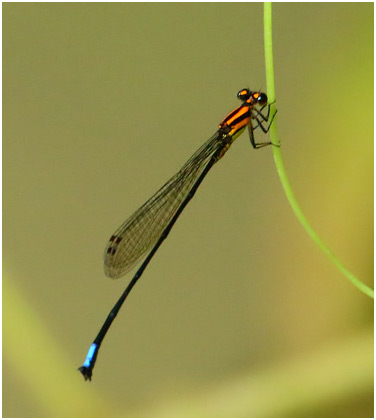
xmin=79 ymin=88 xmax=277 ymax=381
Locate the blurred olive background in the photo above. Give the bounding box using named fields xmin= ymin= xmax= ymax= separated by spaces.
xmin=3 ymin=3 xmax=373 ymax=418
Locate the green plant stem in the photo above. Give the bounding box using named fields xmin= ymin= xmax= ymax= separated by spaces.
xmin=263 ymin=3 xmax=373 ymax=299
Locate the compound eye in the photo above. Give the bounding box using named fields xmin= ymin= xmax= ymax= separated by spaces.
xmin=257 ymin=93 xmax=268 ymax=106
xmin=237 ymin=88 xmax=251 ymax=101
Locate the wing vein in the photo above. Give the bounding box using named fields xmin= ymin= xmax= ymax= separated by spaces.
xmin=104 ymin=131 xmax=227 ymax=278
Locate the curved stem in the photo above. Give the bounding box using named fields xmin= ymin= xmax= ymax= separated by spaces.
xmin=263 ymin=3 xmax=373 ymax=299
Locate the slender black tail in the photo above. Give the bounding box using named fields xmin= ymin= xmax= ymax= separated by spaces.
xmin=78 ymin=150 xmax=223 ymax=381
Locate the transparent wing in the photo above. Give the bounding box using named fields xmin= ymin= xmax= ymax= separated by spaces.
xmin=104 ymin=131 xmax=227 ymax=279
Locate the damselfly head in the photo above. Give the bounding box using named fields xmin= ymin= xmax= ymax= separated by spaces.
xmin=255 ymin=92 xmax=268 ymax=106
xmin=237 ymin=88 xmax=252 ymax=101
xmin=237 ymin=89 xmax=268 ymax=107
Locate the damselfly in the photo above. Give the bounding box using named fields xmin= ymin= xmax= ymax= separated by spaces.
xmin=79 ymin=88 xmax=277 ymax=380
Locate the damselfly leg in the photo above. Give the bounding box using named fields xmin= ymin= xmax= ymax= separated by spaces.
xmin=248 ymin=104 xmax=278 ymax=149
